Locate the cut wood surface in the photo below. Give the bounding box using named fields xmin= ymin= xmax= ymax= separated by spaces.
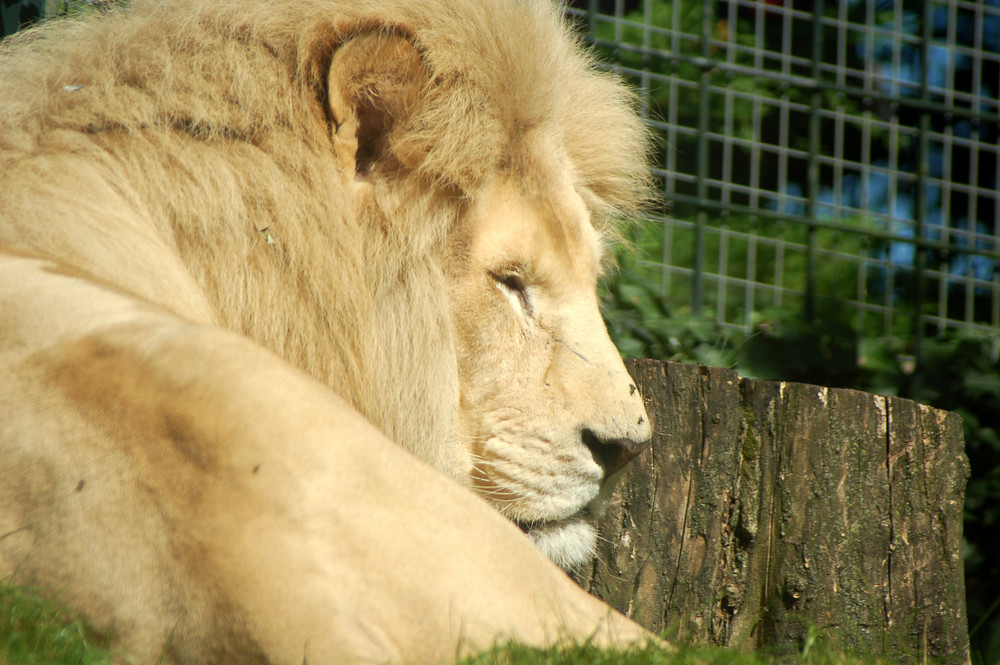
xmin=575 ymin=359 xmax=970 ymax=663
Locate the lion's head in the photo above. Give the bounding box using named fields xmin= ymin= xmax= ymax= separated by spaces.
xmin=318 ymin=4 xmax=655 ymax=569
xmin=328 ymin=7 xmax=656 ymax=569
xmin=447 ymin=178 xmax=652 ymax=569
xmin=0 ymin=0 xmax=653 ymax=571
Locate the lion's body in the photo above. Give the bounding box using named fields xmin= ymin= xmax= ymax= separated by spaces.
xmin=0 ymin=1 xmax=655 ymax=662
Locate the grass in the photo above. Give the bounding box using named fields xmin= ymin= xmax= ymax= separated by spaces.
xmin=463 ymin=634 xmax=904 ymax=665
xmin=0 ymin=585 xmax=112 ymax=665
xmin=1 ymin=584 xmax=911 ymax=665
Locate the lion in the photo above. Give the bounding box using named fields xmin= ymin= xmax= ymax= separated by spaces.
xmin=0 ymin=0 xmax=656 ymax=663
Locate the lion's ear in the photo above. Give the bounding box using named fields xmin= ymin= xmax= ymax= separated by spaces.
xmin=328 ymin=31 xmax=428 ymax=180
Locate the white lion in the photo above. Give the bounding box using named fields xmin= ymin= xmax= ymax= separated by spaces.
xmin=0 ymin=0 xmax=656 ymax=662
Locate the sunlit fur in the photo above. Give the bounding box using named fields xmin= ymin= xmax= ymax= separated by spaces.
xmin=0 ymin=0 xmax=650 ymax=466
xmin=0 ymin=1 xmax=655 ymax=661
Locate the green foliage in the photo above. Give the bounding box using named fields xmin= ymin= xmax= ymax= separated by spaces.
xmin=0 ymin=585 xmax=111 ymax=665
xmin=601 ymin=274 xmax=739 ymax=368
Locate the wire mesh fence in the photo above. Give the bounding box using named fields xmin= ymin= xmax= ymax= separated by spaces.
xmin=569 ymin=0 xmax=1000 ymax=360
xmin=5 ymin=0 xmax=998 ymax=360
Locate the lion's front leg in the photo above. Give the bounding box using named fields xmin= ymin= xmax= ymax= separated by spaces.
xmin=0 ymin=251 xmax=649 ymax=665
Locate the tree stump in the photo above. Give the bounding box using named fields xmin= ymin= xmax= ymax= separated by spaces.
xmin=575 ymin=359 xmax=970 ymax=663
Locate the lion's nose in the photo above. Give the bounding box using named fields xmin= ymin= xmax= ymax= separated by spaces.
xmin=582 ymin=429 xmax=650 ymax=477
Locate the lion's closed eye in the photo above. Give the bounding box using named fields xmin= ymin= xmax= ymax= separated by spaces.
xmin=490 ymin=270 xmax=534 ymax=318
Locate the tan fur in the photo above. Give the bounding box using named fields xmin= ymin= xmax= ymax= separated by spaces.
xmin=0 ymin=1 xmax=657 ymax=663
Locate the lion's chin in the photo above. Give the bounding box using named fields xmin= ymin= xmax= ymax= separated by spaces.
xmin=517 ymin=515 xmax=597 ymax=572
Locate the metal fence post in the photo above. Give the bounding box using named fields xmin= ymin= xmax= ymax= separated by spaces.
xmin=805 ymin=0 xmax=825 ymax=323
xmin=692 ymin=0 xmax=713 ymax=315
xmin=913 ymin=0 xmax=932 ymax=363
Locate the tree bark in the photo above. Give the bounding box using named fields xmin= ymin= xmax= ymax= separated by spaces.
xmin=575 ymin=359 xmax=970 ymax=663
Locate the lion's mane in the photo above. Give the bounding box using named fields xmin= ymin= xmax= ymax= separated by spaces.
xmin=0 ymin=0 xmax=650 ymax=472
